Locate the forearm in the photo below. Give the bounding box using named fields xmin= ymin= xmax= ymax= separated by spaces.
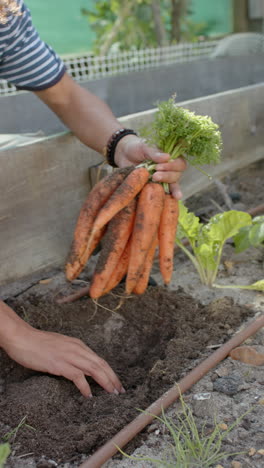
xmin=35 ymin=73 xmax=122 ymax=154
xmin=0 ymin=300 xmax=30 ymax=351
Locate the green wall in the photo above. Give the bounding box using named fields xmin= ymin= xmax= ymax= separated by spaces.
xmin=25 ymin=0 xmax=233 ymax=56
xmin=25 ymin=0 xmax=95 ymax=56
xmin=190 ymin=0 xmax=233 ymax=36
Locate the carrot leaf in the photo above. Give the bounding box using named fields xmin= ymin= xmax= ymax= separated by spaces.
xmin=141 ymin=96 xmax=222 ymax=168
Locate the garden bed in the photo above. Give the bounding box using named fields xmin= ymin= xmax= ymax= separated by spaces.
xmin=0 ymin=159 xmax=264 ymax=468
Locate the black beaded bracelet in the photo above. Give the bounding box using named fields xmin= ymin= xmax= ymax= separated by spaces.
xmin=103 ymin=128 xmax=138 ymax=167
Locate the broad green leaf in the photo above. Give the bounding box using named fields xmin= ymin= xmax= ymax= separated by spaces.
xmin=233 ymin=226 xmax=252 ymax=253
xmin=176 ymin=206 xmax=253 ymax=286
xmin=248 ymin=222 xmax=264 ymax=247
xmin=204 ymin=211 xmax=252 ymax=244
xmin=234 ymin=216 xmax=264 ymax=252
xmin=177 ymin=202 xmax=201 ymax=247
xmin=0 ymin=444 xmax=10 ymax=468
xmin=195 ymin=243 xmax=216 ymax=272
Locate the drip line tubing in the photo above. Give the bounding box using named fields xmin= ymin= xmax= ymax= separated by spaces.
xmin=80 ymin=313 xmax=264 ymax=468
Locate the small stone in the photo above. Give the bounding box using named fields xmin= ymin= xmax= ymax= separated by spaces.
xmin=37 ymin=461 xmax=58 ymax=468
xmin=215 ymin=366 xmax=229 ymax=377
xmin=218 ymin=423 xmax=228 ymax=431
xmin=229 ymin=192 xmax=241 ymax=202
xmin=192 ymin=392 xmax=214 ymax=419
xmin=215 ymin=465 xmax=224 ymax=468
xmin=147 ymin=423 xmax=159 ymax=433
xmin=257 ymin=449 xmax=264 ymax=455
xmin=213 ymin=375 xmax=243 ymax=396
xmin=248 ymin=447 xmax=256 ymax=456
xmin=231 ymin=462 xmax=242 ymax=468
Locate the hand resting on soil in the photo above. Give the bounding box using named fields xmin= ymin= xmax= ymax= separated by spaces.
xmin=0 ymin=300 xmax=124 ymax=397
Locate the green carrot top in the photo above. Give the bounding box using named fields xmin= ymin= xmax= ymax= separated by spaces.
xmin=141 ymin=96 xmax=222 ymax=168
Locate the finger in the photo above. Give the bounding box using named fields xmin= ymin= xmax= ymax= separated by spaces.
xmin=63 ymin=366 xmax=92 ymax=398
xmin=84 ymin=354 xmax=124 ymax=394
xmin=152 ymin=170 xmax=182 ymax=184
xmin=68 ymin=339 xmax=124 ymax=392
xmin=169 ymin=182 xmax=183 ymax=200
xmin=142 ymin=145 xmax=170 ymax=163
xmin=94 ymin=356 xmax=124 ymax=393
xmin=155 ymin=157 xmax=187 ymax=172
xmin=81 ymin=357 xmax=120 ymax=394
xmin=67 ymin=347 xmax=124 ymax=394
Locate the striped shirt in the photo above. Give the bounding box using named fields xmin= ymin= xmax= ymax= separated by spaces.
xmin=0 ymin=0 xmax=66 ymax=90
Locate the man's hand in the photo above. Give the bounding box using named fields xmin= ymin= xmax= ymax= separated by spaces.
xmin=114 ymin=134 xmax=187 ymax=200
xmin=0 ymin=302 xmax=124 ymax=398
xmin=35 ymin=74 xmax=186 ymax=199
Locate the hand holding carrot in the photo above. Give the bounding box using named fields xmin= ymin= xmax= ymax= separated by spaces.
xmin=114 ymin=134 xmax=187 ymax=200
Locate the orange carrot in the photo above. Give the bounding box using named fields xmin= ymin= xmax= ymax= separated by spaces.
xmin=91 ymin=166 xmax=149 ymax=233
xmin=133 ymin=234 xmax=158 ymax=295
xmin=158 ymin=194 xmax=179 ymax=285
xmin=81 ymin=166 xmax=149 ymax=267
xmin=67 ymin=225 xmax=106 ymax=281
xmin=65 ymin=167 xmax=133 ymax=281
xmin=125 ymin=182 xmax=165 ymax=294
xmin=102 ymin=237 xmax=132 ymax=295
xmin=89 ymin=199 xmax=136 ymax=299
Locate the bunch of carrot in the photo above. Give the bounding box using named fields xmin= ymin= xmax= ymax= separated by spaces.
xmin=65 ymin=98 xmax=222 ymax=300
xmin=65 ymin=165 xmax=179 ymax=299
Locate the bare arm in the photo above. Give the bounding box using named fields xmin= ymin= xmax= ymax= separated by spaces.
xmin=34 ymin=72 xmax=122 ymax=154
xmin=34 ymin=73 xmax=187 ymax=198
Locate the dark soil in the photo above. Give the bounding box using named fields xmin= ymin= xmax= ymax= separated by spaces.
xmin=0 ymin=287 xmax=254 ymax=465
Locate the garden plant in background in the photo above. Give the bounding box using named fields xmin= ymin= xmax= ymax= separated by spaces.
xmin=176 ymin=204 xmax=264 ymax=291
xmin=81 ymin=0 xmax=208 ymax=54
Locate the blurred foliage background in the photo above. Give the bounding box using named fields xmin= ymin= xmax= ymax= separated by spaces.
xmin=25 ymin=0 xmax=263 ymax=56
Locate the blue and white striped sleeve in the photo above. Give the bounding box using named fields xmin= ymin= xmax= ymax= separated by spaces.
xmin=0 ymin=0 xmax=66 ymax=90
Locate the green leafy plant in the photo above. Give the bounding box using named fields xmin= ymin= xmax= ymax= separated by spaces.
xmin=233 ymin=216 xmax=264 ymax=253
xmin=117 ymin=393 xmax=250 ymax=467
xmin=176 ymin=203 xmax=252 ymax=286
xmin=81 ymin=0 xmax=207 ymax=54
xmin=0 ymin=443 xmax=10 ymax=468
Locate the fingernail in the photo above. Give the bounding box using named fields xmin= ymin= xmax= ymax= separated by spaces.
xmin=113 ymin=388 xmax=119 ymax=395
xmin=88 ymin=393 xmax=93 ymax=399
xmin=120 ymin=386 xmax=126 ymax=394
